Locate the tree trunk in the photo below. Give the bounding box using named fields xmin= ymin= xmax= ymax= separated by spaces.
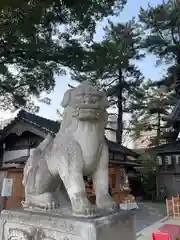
xmin=156 ymin=112 xmax=161 ymax=146
xmin=116 ymin=69 xmax=123 ymax=144
xmin=175 ymin=51 xmax=180 ymax=97
xmin=156 ymin=111 xmax=161 ymax=198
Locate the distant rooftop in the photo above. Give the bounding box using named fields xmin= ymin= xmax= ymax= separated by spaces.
xmin=0 ymin=109 xmax=139 ymax=158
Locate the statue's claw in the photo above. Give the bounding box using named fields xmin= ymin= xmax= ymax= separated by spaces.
xmin=74 ymin=205 xmax=100 ymax=218
xmin=97 ymin=194 xmax=119 ymax=212
xmin=84 ymin=205 xmax=100 ymax=217
xmin=45 ymin=201 xmax=59 ymax=210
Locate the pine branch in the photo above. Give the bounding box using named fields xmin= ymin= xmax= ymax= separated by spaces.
xmin=105 ymin=127 xmax=116 ymax=132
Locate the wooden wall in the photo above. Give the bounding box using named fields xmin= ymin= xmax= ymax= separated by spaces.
xmin=0 ymin=168 xmax=25 ymax=210
xmin=0 ymin=170 xmax=7 ymax=211
xmin=86 ymin=165 xmax=128 ymax=204
xmin=109 ymin=166 xmax=127 ymax=203
xmin=4 ymin=168 xmax=24 ymax=209
xmin=0 ymin=165 xmax=128 ymax=210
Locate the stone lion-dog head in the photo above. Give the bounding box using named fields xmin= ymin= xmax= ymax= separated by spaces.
xmin=61 ymin=81 xmax=109 ymax=122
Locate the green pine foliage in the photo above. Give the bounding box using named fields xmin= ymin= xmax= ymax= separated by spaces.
xmin=129 ymin=80 xmax=178 ymax=147
xmin=127 ymin=0 xmax=180 ymax=147
xmin=139 ymin=0 xmax=180 ymax=95
xmin=0 ymin=0 xmax=127 ymax=110
xmin=72 ymin=19 xmax=144 ymax=144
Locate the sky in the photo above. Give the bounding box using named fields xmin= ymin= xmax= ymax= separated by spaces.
xmin=0 ymin=0 xmax=166 ymax=121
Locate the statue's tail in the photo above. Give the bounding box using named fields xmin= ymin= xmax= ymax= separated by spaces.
xmin=22 ymin=134 xmax=53 ymax=186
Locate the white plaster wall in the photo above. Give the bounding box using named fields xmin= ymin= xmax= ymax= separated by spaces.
xmin=105 ymin=114 xmax=117 ymax=142
xmin=3 ymin=149 xmax=28 ymax=162
xmin=3 ymin=148 xmax=36 ymax=163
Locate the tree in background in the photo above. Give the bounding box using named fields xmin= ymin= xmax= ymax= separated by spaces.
xmin=130 ymin=80 xmax=178 ymax=147
xmin=0 ymin=0 xmax=126 ymax=110
xmin=139 ymin=0 xmax=180 ymax=96
xmin=72 ymin=19 xmax=144 ymax=144
xmin=139 ymin=152 xmax=157 ymax=201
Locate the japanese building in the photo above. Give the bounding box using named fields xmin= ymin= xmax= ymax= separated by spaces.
xmin=0 ymin=110 xmax=140 ymax=210
xmin=148 ymin=98 xmax=180 ymax=197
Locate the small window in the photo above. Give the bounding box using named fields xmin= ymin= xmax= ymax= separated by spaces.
xmin=174 ymin=176 xmax=180 ymax=182
xmin=164 ymin=156 xmax=172 ymax=165
xmin=176 ymin=155 xmax=180 ymax=165
xmin=156 ymin=156 xmax=162 ymax=166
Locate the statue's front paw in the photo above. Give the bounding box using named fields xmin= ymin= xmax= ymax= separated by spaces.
xmin=97 ymin=194 xmax=119 ymax=211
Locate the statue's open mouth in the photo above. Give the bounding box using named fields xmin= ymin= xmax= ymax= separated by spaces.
xmin=73 ymin=108 xmax=102 ymax=120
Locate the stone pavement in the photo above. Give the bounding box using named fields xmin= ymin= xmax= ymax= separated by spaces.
xmin=136 ymin=217 xmax=180 ymax=240
xmin=133 ymin=201 xmax=167 ymax=233
xmin=136 ymin=217 xmax=166 ymax=240
xmin=133 ymin=201 xmax=180 ymax=240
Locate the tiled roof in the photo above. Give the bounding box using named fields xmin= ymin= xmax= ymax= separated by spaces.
xmin=0 ymin=110 xmax=138 ymax=158
xmin=110 ymin=160 xmax=141 ymax=166
xmin=0 ymin=109 xmax=60 ymax=135
xmin=3 ymin=156 xmax=28 ymax=164
xmin=147 ymin=139 xmax=180 ymax=154
xmin=105 ymin=138 xmax=139 ymax=157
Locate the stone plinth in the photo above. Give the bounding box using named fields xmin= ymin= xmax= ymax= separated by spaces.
xmin=0 ymin=209 xmax=135 ymax=240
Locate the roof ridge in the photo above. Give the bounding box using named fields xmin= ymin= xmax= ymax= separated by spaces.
xmin=0 ymin=109 xmax=60 ymax=135
xmin=149 ymin=139 xmax=180 ymax=151
xmin=18 ymin=109 xmax=59 ymax=124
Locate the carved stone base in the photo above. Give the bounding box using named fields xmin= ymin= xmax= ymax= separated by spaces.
xmin=0 ymin=208 xmax=135 ymax=240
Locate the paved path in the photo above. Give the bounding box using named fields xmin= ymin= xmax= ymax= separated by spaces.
xmin=136 ymin=217 xmax=180 ymax=240
xmin=133 ymin=201 xmax=166 ymax=233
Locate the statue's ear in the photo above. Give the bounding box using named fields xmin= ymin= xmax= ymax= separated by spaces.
xmin=61 ymin=89 xmax=72 ymax=108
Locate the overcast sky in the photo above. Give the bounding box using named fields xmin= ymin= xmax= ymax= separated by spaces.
xmin=0 ymin=0 xmax=166 ymax=120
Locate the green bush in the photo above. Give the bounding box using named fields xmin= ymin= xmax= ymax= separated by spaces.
xmin=142 ymin=172 xmax=157 ymax=201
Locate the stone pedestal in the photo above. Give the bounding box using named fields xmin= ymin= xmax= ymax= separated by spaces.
xmin=0 ymin=209 xmax=135 ymax=240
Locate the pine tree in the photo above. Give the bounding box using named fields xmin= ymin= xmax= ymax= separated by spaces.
xmin=139 ymin=0 xmax=180 ymax=96
xmin=130 ymin=80 xmax=178 ymax=147
xmin=0 ymin=0 xmax=126 ymax=110
xmin=72 ymin=19 xmax=144 ymax=144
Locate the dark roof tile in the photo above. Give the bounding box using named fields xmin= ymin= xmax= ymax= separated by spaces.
xmin=4 ymin=156 xmax=27 ymax=164
xmin=105 ymin=138 xmax=139 ymax=157
xmin=0 ymin=109 xmax=60 ymax=135
xmin=147 ymin=139 xmax=180 ymax=154
xmin=19 ymin=110 xmax=60 ymax=134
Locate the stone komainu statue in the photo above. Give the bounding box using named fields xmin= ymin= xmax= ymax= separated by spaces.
xmin=22 ymin=81 xmax=118 ymax=217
